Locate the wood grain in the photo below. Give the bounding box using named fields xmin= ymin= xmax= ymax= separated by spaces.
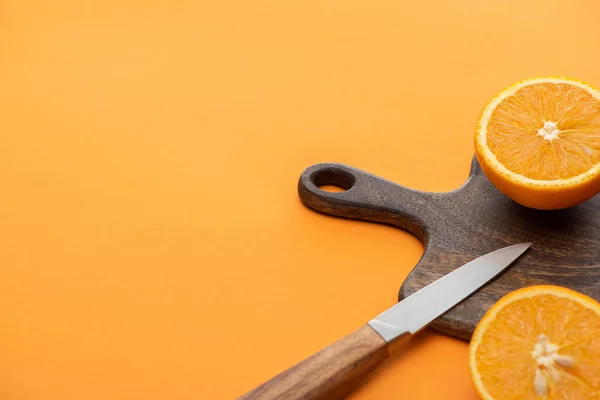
xmin=238 ymin=325 xmax=389 ymax=400
xmin=297 ymin=156 xmax=600 ymax=340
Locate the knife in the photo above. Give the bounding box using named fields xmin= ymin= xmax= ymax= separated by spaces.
xmin=238 ymin=242 xmax=531 ymax=400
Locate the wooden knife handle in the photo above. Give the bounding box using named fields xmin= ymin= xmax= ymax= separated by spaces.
xmin=297 ymin=162 xmax=434 ymax=242
xmin=238 ymin=325 xmax=389 ymax=400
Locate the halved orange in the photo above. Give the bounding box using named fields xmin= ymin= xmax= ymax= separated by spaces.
xmin=475 ymin=77 xmax=600 ymax=210
xmin=469 ymin=285 xmax=600 ymax=399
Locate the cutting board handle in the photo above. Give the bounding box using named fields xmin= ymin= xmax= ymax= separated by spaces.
xmin=297 ymin=162 xmax=435 ymax=242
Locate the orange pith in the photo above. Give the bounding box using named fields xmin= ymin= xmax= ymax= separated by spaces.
xmin=487 ymin=83 xmax=600 ymax=180
xmin=469 ymin=285 xmax=600 ymax=400
xmin=474 ymin=77 xmax=600 ymax=210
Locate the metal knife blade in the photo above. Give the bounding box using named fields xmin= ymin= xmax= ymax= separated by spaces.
xmin=368 ymin=242 xmax=531 ymax=343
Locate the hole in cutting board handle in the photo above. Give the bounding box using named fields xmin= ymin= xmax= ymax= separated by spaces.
xmin=311 ymin=167 xmax=356 ymax=192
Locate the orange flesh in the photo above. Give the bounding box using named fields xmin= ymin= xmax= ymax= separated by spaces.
xmin=474 ymin=293 xmax=600 ymax=399
xmin=486 ymin=83 xmax=600 ymax=180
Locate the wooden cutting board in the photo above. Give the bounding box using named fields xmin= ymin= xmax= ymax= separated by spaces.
xmin=297 ymin=156 xmax=600 ymax=340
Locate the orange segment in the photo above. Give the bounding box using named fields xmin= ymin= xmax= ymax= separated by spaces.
xmin=475 ymin=77 xmax=600 ymax=210
xmin=469 ymin=285 xmax=600 ymax=400
xmin=486 ymin=82 xmax=600 ymax=180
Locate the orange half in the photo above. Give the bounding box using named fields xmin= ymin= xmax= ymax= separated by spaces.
xmin=469 ymin=285 xmax=600 ymax=399
xmin=475 ymin=77 xmax=600 ymax=210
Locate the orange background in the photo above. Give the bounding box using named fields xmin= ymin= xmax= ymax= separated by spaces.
xmin=1 ymin=0 xmax=600 ymax=398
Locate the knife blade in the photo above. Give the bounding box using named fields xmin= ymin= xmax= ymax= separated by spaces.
xmin=368 ymin=242 xmax=532 ymax=342
xmin=239 ymin=242 xmax=531 ymax=400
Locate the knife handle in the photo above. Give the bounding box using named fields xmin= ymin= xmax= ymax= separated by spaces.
xmin=297 ymin=163 xmax=434 ymax=242
xmin=238 ymin=325 xmax=389 ymax=400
